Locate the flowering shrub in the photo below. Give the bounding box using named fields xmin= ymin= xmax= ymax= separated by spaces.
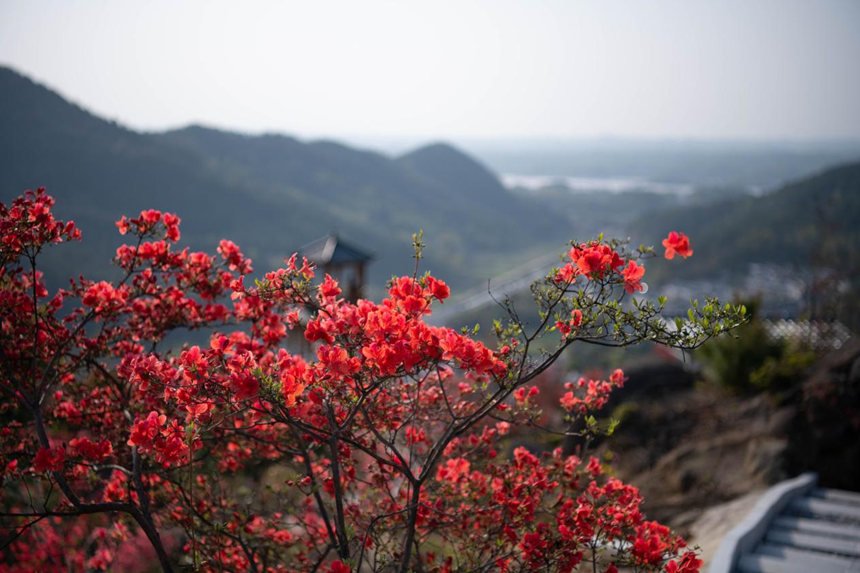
xmin=0 ymin=189 xmax=744 ymax=572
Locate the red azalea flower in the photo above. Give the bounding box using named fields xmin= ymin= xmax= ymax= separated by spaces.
xmin=662 ymin=231 xmax=693 ymax=259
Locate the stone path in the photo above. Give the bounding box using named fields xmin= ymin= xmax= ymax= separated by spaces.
xmin=710 ymin=473 xmax=860 ymax=572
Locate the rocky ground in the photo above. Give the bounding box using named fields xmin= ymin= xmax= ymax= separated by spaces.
xmin=593 ymin=339 xmax=860 ymax=545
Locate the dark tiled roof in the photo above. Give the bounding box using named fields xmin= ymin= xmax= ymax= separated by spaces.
xmin=299 ymin=234 xmax=373 ymax=265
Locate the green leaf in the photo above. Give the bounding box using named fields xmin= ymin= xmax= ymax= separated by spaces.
xmin=606 ymin=418 xmax=620 ymax=436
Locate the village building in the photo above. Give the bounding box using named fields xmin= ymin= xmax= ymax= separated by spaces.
xmin=299 ymin=234 xmax=373 ymax=303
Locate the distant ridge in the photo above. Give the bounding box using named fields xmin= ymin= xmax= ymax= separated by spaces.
xmin=0 ymin=66 xmax=569 ymax=294
xmin=6 ymin=63 xmax=854 ymax=311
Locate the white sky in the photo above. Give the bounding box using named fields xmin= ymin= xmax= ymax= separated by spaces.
xmin=1 ymin=0 xmax=859 ymax=140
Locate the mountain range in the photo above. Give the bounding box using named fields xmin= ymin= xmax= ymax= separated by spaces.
xmin=0 ymin=65 xmax=568 ymax=295
xmin=1 ymin=65 xmax=859 ymax=321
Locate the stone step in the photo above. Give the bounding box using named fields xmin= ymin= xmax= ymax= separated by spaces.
xmin=737 ymin=553 xmax=853 ymax=573
xmin=772 ymin=515 xmax=860 ymax=541
xmin=788 ymin=496 xmax=860 ymax=524
xmin=765 ymin=528 xmax=860 ymax=557
xmin=739 ymin=543 xmax=860 ymax=572
xmin=812 ymin=488 xmax=860 ymax=507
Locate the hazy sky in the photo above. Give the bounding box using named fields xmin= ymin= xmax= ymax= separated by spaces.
xmin=2 ymin=0 xmax=859 ymax=141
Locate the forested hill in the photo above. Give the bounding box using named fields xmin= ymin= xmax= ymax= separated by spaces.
xmin=396 ymin=143 xmax=508 ymax=205
xmin=157 ymin=127 xmax=565 ymax=263
xmin=629 ymin=160 xmax=860 ymax=281
xmin=1 ymin=67 xmax=308 ymax=289
xmin=0 ymin=66 xmax=569 ymax=294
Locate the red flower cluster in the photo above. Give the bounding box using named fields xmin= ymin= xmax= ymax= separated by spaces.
xmin=559 ymin=369 xmax=627 ymax=415
xmin=116 ymin=209 xmax=180 ymax=242
xmin=622 ymin=260 xmax=646 ymax=293
xmin=82 ymin=281 xmax=130 ymax=313
xmin=662 ymin=231 xmax=693 ymax=259
xmin=0 ymin=188 xmax=80 ymax=260
xmin=570 ymin=242 xmax=624 ymax=278
xmin=127 ymin=411 xmax=191 ymax=467
xmin=554 ymin=240 xmax=647 ymax=295
xmin=33 ymin=446 xmax=66 ymax=472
